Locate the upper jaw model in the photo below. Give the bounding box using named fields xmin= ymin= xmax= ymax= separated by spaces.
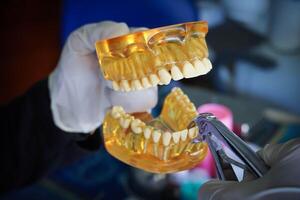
xmin=95 ymin=21 xmax=212 ymax=92
xmin=96 ymin=21 xmax=211 ymax=173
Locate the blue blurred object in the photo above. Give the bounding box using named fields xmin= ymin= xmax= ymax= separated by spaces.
xmin=61 ymin=0 xmax=198 ymax=44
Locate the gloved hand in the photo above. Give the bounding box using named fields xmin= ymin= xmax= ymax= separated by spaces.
xmin=199 ymin=139 xmax=300 ymax=200
xmin=49 ymin=21 xmax=158 ymax=133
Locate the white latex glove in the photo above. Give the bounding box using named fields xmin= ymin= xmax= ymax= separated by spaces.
xmin=49 ymin=21 xmax=158 ymax=133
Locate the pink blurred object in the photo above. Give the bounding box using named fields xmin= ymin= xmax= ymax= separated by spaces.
xmin=196 ymin=103 xmax=234 ymax=177
xmin=197 ymin=103 xmax=233 ymax=130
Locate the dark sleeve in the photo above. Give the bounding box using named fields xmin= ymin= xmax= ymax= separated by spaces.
xmin=0 ymin=79 xmax=101 ymax=194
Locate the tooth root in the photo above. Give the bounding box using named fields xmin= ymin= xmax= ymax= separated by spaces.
xmin=112 ymin=81 xmax=120 ymax=91
xmin=170 ymin=65 xmax=183 ymax=81
xmin=182 ymin=62 xmax=197 ymax=78
xmin=120 ymin=80 xmax=131 ymax=92
xmin=149 ymin=74 xmax=160 ymax=86
xmin=202 ymin=58 xmax=212 ymax=72
xmin=158 ymin=69 xmax=172 ymax=85
xmin=172 ymin=131 xmax=180 ymax=144
xmin=193 ymin=59 xmax=207 ymax=75
xmin=111 ymin=106 xmax=124 ymax=119
xmin=188 ymin=126 xmax=198 ymax=139
xmin=131 ymin=119 xmax=143 ymax=134
xmin=141 ymin=77 xmax=152 ymax=88
xmin=131 ymin=80 xmax=143 ymax=90
xmin=180 ymin=129 xmax=188 ymax=141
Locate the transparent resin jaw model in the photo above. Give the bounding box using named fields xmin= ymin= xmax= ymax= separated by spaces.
xmin=102 ymin=88 xmax=208 ymax=173
xmin=95 ymin=21 xmax=212 ymax=91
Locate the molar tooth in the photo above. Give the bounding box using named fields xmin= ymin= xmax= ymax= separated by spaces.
xmin=170 ymin=65 xmax=183 ymax=81
xmin=180 ymin=129 xmax=188 ymax=141
xmin=188 ymin=126 xmax=198 ymax=139
xmin=202 ymin=58 xmax=212 ymax=72
xmin=193 ymin=59 xmax=207 ymax=75
xmin=162 ymin=132 xmax=172 ymax=146
xmin=141 ymin=77 xmax=152 ymax=88
xmin=182 ymin=62 xmax=197 ymax=78
xmin=112 ymin=81 xmax=120 ymax=91
xmin=158 ymin=69 xmax=171 ymax=85
xmin=149 ymin=74 xmax=160 ymax=86
xmin=131 ymin=80 xmax=143 ymax=90
xmin=111 ymin=106 xmax=124 ymax=119
xmin=120 ymin=80 xmax=131 ymax=92
xmin=131 ymin=119 xmax=143 ymax=134
xmin=172 ymin=131 xmax=180 ymax=144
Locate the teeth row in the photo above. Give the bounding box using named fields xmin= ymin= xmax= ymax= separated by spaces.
xmin=111 ymin=58 xmax=212 ymax=91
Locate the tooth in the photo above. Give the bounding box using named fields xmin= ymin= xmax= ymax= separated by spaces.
xmin=112 ymin=81 xmax=120 ymax=91
xmin=180 ymin=129 xmax=188 ymax=141
xmin=141 ymin=77 xmax=151 ymax=88
xmin=193 ymin=59 xmax=207 ymax=75
xmin=152 ymin=130 xmax=161 ymax=143
xmin=149 ymin=74 xmax=160 ymax=86
xmin=131 ymin=80 xmax=143 ymax=90
xmin=172 ymin=131 xmax=180 ymax=144
xmin=170 ymin=65 xmax=183 ymax=81
xmin=111 ymin=106 xmax=124 ymax=119
xmin=182 ymin=62 xmax=197 ymax=78
xmin=120 ymin=80 xmax=131 ymax=92
xmin=202 ymin=58 xmax=212 ymax=72
xmin=143 ymin=127 xmax=152 ymax=139
xmin=188 ymin=126 xmax=198 ymax=139
xmin=158 ymin=69 xmax=171 ymax=84
xmin=131 ymin=119 xmax=143 ymax=134
xmin=162 ymin=132 xmax=172 ymax=146
xmin=119 ymin=117 xmax=131 ymax=129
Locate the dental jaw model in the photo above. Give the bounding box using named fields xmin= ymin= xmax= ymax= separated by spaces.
xmin=96 ymin=21 xmax=211 ymax=173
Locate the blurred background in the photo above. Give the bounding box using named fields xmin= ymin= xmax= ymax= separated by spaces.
xmin=1 ymin=0 xmax=300 ymax=199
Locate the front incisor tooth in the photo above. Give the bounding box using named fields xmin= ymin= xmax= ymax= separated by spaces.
xmin=152 ymin=130 xmax=161 ymax=143
xmin=120 ymin=80 xmax=131 ymax=92
xmin=180 ymin=129 xmax=188 ymax=141
xmin=170 ymin=65 xmax=183 ymax=81
xmin=143 ymin=127 xmax=152 ymax=139
xmin=182 ymin=62 xmax=197 ymax=78
xmin=112 ymin=81 xmax=120 ymax=91
xmin=149 ymin=74 xmax=160 ymax=86
xmin=172 ymin=131 xmax=180 ymax=144
xmin=141 ymin=77 xmax=152 ymax=88
xmin=131 ymin=80 xmax=143 ymax=90
xmin=193 ymin=59 xmax=207 ymax=75
xmin=131 ymin=119 xmax=143 ymax=134
xmin=188 ymin=126 xmax=198 ymax=139
xmin=202 ymin=58 xmax=213 ymax=72
xmin=158 ymin=69 xmax=171 ymax=85
xmin=162 ymin=132 xmax=172 ymax=146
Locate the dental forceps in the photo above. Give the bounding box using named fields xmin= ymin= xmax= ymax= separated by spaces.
xmin=191 ymin=113 xmax=269 ymax=181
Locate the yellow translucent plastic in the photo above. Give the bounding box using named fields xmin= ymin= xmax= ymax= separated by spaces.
xmin=102 ymin=88 xmax=208 ymax=173
xmin=95 ymin=21 xmax=208 ymax=82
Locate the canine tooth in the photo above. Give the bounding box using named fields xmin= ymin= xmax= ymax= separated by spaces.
xmin=162 ymin=132 xmax=172 ymax=146
xmin=119 ymin=116 xmax=131 ymax=129
xmin=152 ymin=130 xmax=161 ymax=143
xmin=149 ymin=74 xmax=160 ymax=86
xmin=172 ymin=132 xmax=180 ymax=144
xmin=182 ymin=62 xmax=197 ymax=78
xmin=132 ymin=80 xmax=143 ymax=90
xmin=120 ymin=80 xmax=131 ymax=92
xmin=112 ymin=81 xmax=120 ymax=91
xmin=170 ymin=65 xmax=183 ymax=81
xmin=180 ymin=129 xmax=188 ymax=141
xmin=141 ymin=77 xmax=151 ymax=88
xmin=193 ymin=59 xmax=207 ymax=75
xmin=143 ymin=127 xmax=152 ymax=139
xmin=131 ymin=119 xmax=143 ymax=134
xmin=202 ymin=58 xmax=212 ymax=71
xmin=111 ymin=106 xmax=124 ymax=119
xmin=188 ymin=127 xmax=198 ymax=139
xmin=158 ymin=69 xmax=171 ymax=85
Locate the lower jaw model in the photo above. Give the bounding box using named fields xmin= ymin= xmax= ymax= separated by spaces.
xmin=103 ymin=88 xmax=208 ymax=173
xmin=97 ymin=21 xmax=211 ymax=173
